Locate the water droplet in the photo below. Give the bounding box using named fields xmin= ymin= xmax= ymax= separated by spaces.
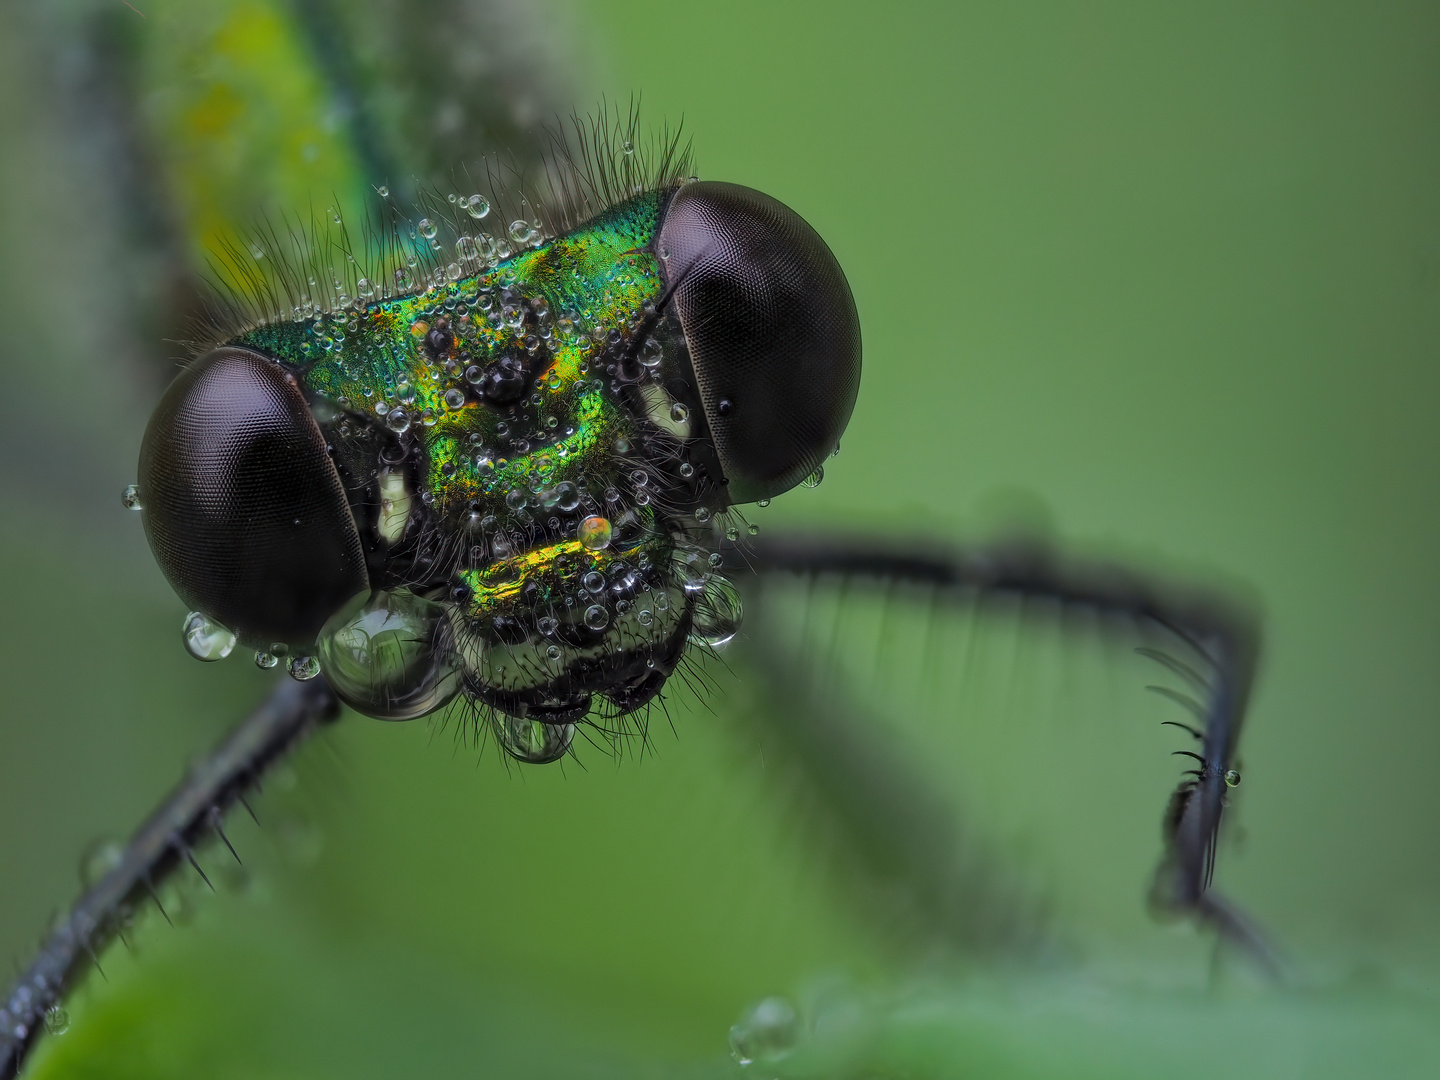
xmin=288 ymin=655 xmax=320 ymax=681
xmin=622 ymin=138 xmax=635 ymax=155
xmin=726 ymin=526 xmax=739 ymax=541
xmin=443 ymin=388 xmax=466 ymax=410
xmin=493 ymin=715 xmax=573 ymax=764
xmin=748 ymin=523 xmax=760 ymax=536
xmin=728 ymin=996 xmax=799 ymax=1067
xmin=578 ymin=515 xmax=613 ymax=550
xmin=1225 ymin=769 xmax=1242 ymax=788
xmin=553 ymin=482 xmax=580 ymax=512
xmin=692 ymin=574 xmax=743 ymax=648
xmin=356 ymin=277 xmax=374 ymax=298
xmin=418 ymin=218 xmax=438 ymax=240
xmin=182 ymin=611 xmax=236 ymax=662
xmin=584 ymin=604 xmax=610 ymax=630
xmin=757 ymin=498 xmax=771 ymax=508
xmin=386 ymin=408 xmax=412 ymax=434
xmin=254 ymin=649 xmax=279 ymax=669
xmin=43 ymin=1006 xmax=69 ymax=1036
xmin=508 ymin=220 xmax=533 ymax=245
xmin=376 ymin=185 xmax=390 ymax=198
xmin=678 ymin=462 xmax=694 ymax=478
xmin=537 ymin=616 xmax=559 ymax=637
xmin=464 ymin=194 xmax=490 ymax=219
xmin=802 ymin=465 xmax=824 ymax=488
xmin=694 ymin=506 xmax=711 ymax=524
xmin=121 ymin=483 xmax=143 ymax=510
xmin=546 ymin=644 xmax=562 ymax=661
xmin=669 ymin=402 xmax=689 ymax=423
xmin=582 ymin=571 xmax=605 ymax=594
xmin=637 ymin=609 xmax=653 ymax=627
xmin=456 ymin=235 xmax=477 ymax=262
xmin=316 ymin=589 xmax=460 ymax=720
xmin=639 ymin=337 xmax=663 ymax=367
xmin=80 ymin=837 xmax=124 ymax=889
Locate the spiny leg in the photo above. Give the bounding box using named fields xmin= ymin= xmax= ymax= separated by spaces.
xmin=728 ymin=531 xmax=1274 ymax=972
xmin=0 ymin=678 xmax=338 ymax=1080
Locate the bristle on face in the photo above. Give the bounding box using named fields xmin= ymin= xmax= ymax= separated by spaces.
xmin=190 ymin=102 xmax=693 ymax=353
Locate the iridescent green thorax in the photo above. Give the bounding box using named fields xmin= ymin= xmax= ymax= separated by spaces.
xmin=238 ymin=190 xmax=670 ymax=535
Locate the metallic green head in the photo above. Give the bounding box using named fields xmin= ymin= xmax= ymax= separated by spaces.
xmin=135 ymin=177 xmax=860 ymax=760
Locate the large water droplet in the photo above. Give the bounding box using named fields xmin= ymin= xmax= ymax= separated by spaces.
xmin=802 ymin=465 xmax=824 ymax=488
xmin=1224 ymin=769 xmax=1242 ymax=788
xmin=464 ymin=194 xmax=490 ymax=219
xmin=584 ymin=604 xmax=610 ymax=630
xmin=254 ymin=649 xmax=280 ymax=669
xmin=578 ymin=515 xmax=612 ymax=550
xmin=692 ymin=574 xmax=743 ymax=648
xmin=121 ymin=483 xmax=143 ymax=510
xmin=386 ymin=407 xmax=411 ymax=434
xmin=182 ymin=611 xmax=236 ymax=662
xmin=418 ymin=218 xmax=438 ymax=240
xmin=317 ymin=589 xmax=460 ymax=720
xmin=728 ymin=996 xmax=799 ymax=1067
xmin=493 ymin=715 xmax=573 ymax=764
xmin=288 ymin=655 xmax=320 ymax=681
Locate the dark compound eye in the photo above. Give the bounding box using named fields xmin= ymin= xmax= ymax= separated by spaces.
xmin=656 ymin=181 xmax=861 ymax=504
xmin=137 ymin=347 xmax=370 ymax=647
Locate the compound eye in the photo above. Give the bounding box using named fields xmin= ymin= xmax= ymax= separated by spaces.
xmin=138 ymin=347 xmax=369 ymax=647
xmin=657 ymin=181 xmax=861 ymax=504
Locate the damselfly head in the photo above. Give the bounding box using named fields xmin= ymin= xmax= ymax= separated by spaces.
xmin=130 ymin=123 xmax=861 ymax=757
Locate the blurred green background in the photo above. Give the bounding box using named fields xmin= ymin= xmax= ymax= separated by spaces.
xmin=1 ymin=1 xmax=1437 ymax=1076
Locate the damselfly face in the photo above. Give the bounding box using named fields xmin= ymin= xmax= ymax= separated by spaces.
xmin=135 ymin=180 xmax=860 ymax=756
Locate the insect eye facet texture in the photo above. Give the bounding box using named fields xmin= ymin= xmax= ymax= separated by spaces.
xmin=139 ymin=346 xmax=370 ymax=649
xmin=658 ymin=181 xmax=861 ymax=503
